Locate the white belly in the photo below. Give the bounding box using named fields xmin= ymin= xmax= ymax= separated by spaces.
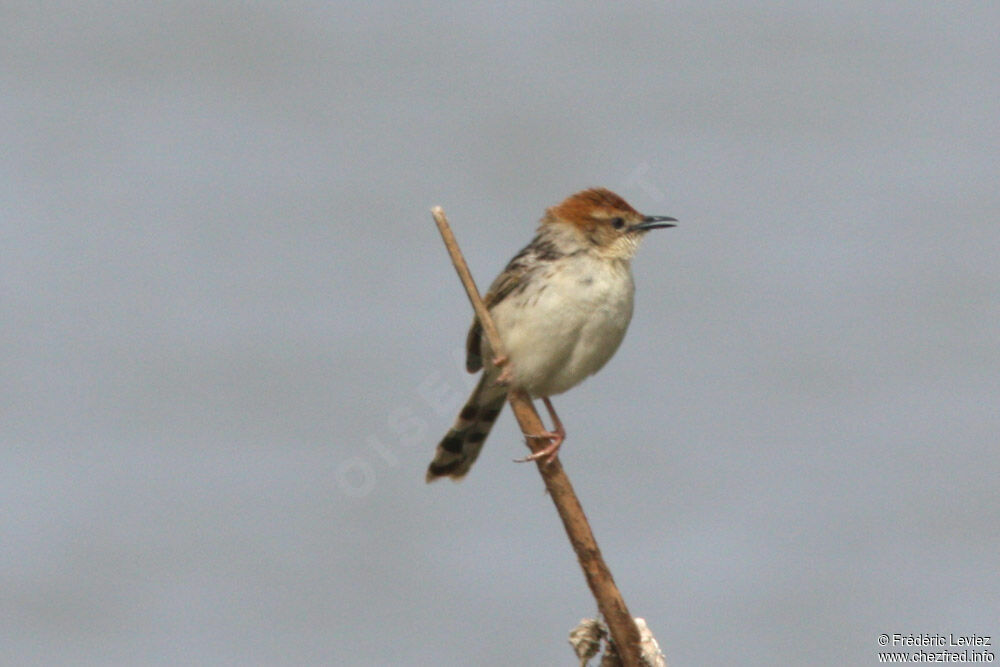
xmin=489 ymin=256 xmax=635 ymax=398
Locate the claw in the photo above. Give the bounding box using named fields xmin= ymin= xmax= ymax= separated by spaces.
xmin=515 ymin=397 xmax=566 ymax=466
xmin=514 ymin=430 xmax=564 ymax=466
xmin=492 ymin=354 xmax=513 ymax=386
xmin=495 ymin=364 xmax=514 ymax=386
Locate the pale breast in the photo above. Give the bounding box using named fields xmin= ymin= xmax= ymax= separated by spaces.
xmin=489 ymin=254 xmax=635 ymax=397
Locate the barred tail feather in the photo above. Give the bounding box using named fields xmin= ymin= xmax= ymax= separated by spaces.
xmin=426 ymin=377 xmax=506 ymax=482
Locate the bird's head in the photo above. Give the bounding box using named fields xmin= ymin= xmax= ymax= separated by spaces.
xmin=543 ymin=188 xmax=676 ymax=260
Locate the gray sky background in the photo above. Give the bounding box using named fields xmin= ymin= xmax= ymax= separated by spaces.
xmin=4 ymin=3 xmax=998 ymax=665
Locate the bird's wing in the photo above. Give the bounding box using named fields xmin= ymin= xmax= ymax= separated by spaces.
xmin=464 ymin=257 xmax=529 ymax=373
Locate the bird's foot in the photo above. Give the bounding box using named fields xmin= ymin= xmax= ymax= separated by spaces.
xmin=515 ymin=429 xmax=564 ymax=466
xmin=493 ymin=355 xmax=513 ymax=386
xmin=514 ymin=397 xmax=567 ymax=466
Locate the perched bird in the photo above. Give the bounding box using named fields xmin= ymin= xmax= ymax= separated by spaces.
xmin=426 ymin=188 xmax=676 ymax=482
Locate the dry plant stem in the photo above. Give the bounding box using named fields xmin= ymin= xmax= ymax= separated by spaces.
xmin=432 ymin=206 xmax=644 ymax=667
xmin=430 ymin=207 xmax=505 ymax=368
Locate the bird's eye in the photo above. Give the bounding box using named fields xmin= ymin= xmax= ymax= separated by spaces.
xmin=611 ymin=217 xmax=625 ymax=230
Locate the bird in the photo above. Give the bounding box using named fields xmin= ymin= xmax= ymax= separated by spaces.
xmin=426 ymin=187 xmax=676 ymax=482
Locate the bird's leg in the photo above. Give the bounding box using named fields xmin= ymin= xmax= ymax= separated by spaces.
xmin=492 ymin=354 xmax=513 ymax=386
xmin=540 ymin=397 xmax=566 ymax=444
xmin=515 ymin=397 xmax=566 ymax=466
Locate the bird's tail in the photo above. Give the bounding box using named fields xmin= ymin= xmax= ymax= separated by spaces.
xmin=426 ymin=374 xmax=506 ymax=482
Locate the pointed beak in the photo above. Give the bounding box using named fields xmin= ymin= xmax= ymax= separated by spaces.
xmin=633 ymin=215 xmax=677 ymax=231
